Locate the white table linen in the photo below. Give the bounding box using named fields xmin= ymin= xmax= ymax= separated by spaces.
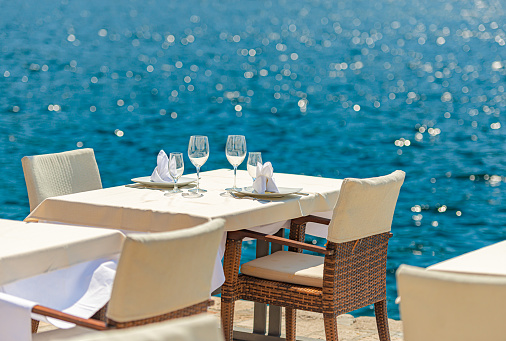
xmin=253 ymin=162 xmax=279 ymax=194
xmin=150 ymin=150 xmax=176 ymax=183
xmin=27 ymin=169 xmax=342 ymax=232
xmin=0 ymin=220 xmax=124 ymax=286
xmin=427 ymin=240 xmax=506 ymax=276
xmin=0 ymin=220 xmax=125 ymax=339
xmin=0 ymin=293 xmax=36 ymax=341
xmin=26 ymin=170 xmax=342 ymax=291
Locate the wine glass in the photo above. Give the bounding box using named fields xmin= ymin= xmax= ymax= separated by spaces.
xmin=225 ymin=135 xmax=247 ymax=191
xmin=164 ymin=152 xmax=184 ymax=196
xmin=246 ymin=152 xmax=262 ymax=190
xmin=183 ymin=136 xmax=209 ymax=198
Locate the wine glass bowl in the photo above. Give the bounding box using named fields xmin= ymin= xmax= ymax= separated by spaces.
xmin=225 ymin=135 xmax=247 ymax=191
xmin=246 ymin=152 xmax=262 ymax=190
xmin=164 ymin=152 xmax=184 ymax=196
xmin=183 ymin=136 xmax=209 ymax=198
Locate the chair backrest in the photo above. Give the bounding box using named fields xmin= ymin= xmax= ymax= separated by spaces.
xmin=106 ymin=219 xmax=225 ymax=323
xmin=66 ymin=314 xmax=224 ymax=341
xmin=22 ymin=148 xmax=102 ymax=211
xmin=397 ymin=264 xmax=506 ymax=341
xmin=327 ymin=170 xmax=405 ymax=243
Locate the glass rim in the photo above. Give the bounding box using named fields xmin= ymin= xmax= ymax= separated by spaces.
xmin=248 ymin=151 xmax=261 ymax=155
xmin=169 ymin=152 xmax=183 ymax=156
xmin=190 ymin=135 xmax=208 ymax=139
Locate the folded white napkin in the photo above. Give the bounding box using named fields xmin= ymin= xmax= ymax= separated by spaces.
xmin=0 ymin=292 xmax=36 ymax=341
xmin=253 ymin=162 xmax=279 ymax=194
xmin=151 ymin=150 xmax=176 ymax=182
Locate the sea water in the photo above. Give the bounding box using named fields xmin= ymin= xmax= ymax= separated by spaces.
xmin=1 ymin=0 xmax=506 ymax=319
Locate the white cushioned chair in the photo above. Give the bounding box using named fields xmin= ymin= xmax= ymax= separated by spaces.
xmin=22 ymin=148 xmax=102 ymax=212
xmin=31 ymin=218 xmax=225 ymax=340
xmin=221 ymin=170 xmax=405 ymax=341
xmin=396 ymin=264 xmax=506 ymax=341
xmin=64 ymin=314 xmax=224 ymax=341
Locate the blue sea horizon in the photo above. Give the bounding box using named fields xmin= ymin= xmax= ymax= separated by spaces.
xmin=1 ymin=0 xmax=506 ymax=320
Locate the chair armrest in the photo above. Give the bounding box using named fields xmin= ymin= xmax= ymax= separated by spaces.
xmin=227 ymin=230 xmax=333 ymax=256
xmin=32 ymin=305 xmax=108 ymax=331
xmin=291 ymin=215 xmax=331 ymax=226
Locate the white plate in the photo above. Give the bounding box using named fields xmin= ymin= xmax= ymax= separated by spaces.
xmin=131 ymin=176 xmax=197 ymax=188
xmin=233 ymin=187 xmax=303 ymax=198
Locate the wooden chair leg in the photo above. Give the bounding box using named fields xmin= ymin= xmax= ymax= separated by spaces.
xmin=31 ymin=319 xmax=39 ymax=333
xmin=323 ymin=313 xmax=338 ymax=341
xmin=221 ymin=300 xmax=235 ymax=341
xmin=374 ymin=299 xmax=391 ymax=341
xmin=285 ymin=308 xmax=296 ymax=341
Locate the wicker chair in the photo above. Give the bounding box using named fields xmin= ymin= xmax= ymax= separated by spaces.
xmin=31 ymin=219 xmax=225 ymax=340
xmin=397 ymin=265 xmax=506 ymax=341
xmin=221 ymin=170 xmax=405 ymax=341
xmin=64 ymin=314 xmax=224 ymax=341
xmin=22 ymin=148 xmax=102 ymax=212
xmin=22 ymin=148 xmax=103 ymax=333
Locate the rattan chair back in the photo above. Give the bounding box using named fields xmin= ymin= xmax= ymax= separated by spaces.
xmin=22 ymin=148 xmax=102 ymax=211
xmin=397 ymin=265 xmax=506 ymax=341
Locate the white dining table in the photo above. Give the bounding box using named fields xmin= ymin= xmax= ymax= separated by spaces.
xmin=26 ymin=169 xmax=342 ymax=340
xmin=0 ymin=219 xmax=124 ymax=286
xmin=26 ymin=169 xmax=341 ymax=233
xmin=0 ymin=219 xmax=125 ymax=341
xmin=427 ymin=240 xmax=506 ymax=276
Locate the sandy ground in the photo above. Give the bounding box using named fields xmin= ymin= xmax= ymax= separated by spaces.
xmin=208 ymin=297 xmax=403 ymax=341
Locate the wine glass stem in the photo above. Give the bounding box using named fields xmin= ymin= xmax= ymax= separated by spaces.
xmin=196 ymin=166 xmax=200 ymax=191
xmin=233 ymin=166 xmax=237 ymax=189
xmin=174 ymin=181 xmax=178 ymax=192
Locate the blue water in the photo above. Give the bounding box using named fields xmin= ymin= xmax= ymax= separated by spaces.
xmin=1 ymin=0 xmax=506 ymax=320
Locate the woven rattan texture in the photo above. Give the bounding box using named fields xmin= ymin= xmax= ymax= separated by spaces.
xmin=221 ymin=226 xmax=392 ymax=341
xmin=288 ymin=220 xmax=306 ymax=253
xmin=91 ymin=305 xmax=107 ymax=321
xmin=31 ymin=319 xmax=39 ymax=334
xmin=239 ymin=275 xmax=323 ymax=311
xmin=221 ymin=237 xmax=243 ymax=340
xmin=107 ymin=300 xmax=210 ymax=329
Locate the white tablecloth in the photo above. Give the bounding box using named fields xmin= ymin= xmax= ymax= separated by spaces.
xmin=25 ymin=170 xmax=341 ymax=295
xmin=427 ymin=240 xmax=506 ymax=276
xmin=27 ymin=169 xmax=342 ymax=233
xmin=0 ymin=220 xmax=124 ymax=286
xmin=0 ymin=220 xmax=125 ymax=340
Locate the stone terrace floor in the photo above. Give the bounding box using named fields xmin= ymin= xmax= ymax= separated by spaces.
xmin=38 ymin=297 xmax=404 ymax=340
xmin=208 ymin=298 xmax=404 ymax=341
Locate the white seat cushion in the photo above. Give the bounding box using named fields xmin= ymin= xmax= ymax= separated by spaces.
xmin=33 ymin=326 xmax=100 ymax=341
xmin=63 ymin=315 xmax=224 ymax=341
xmin=240 ymin=251 xmax=324 ymax=288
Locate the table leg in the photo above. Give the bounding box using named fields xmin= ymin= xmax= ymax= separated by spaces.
xmin=253 ymin=239 xmax=269 ymax=335
xmin=236 ymin=228 xmax=287 ymax=340
xmin=267 ymin=229 xmax=284 ymax=337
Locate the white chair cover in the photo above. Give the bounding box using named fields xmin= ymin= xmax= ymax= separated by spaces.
xmin=397 ymin=264 xmax=506 ymax=341
xmin=22 ymin=148 xmax=102 ymax=211
xmin=327 ymin=170 xmax=405 ymax=243
xmin=65 ymin=314 xmax=224 ymax=341
xmin=106 ymin=219 xmax=225 ymax=322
